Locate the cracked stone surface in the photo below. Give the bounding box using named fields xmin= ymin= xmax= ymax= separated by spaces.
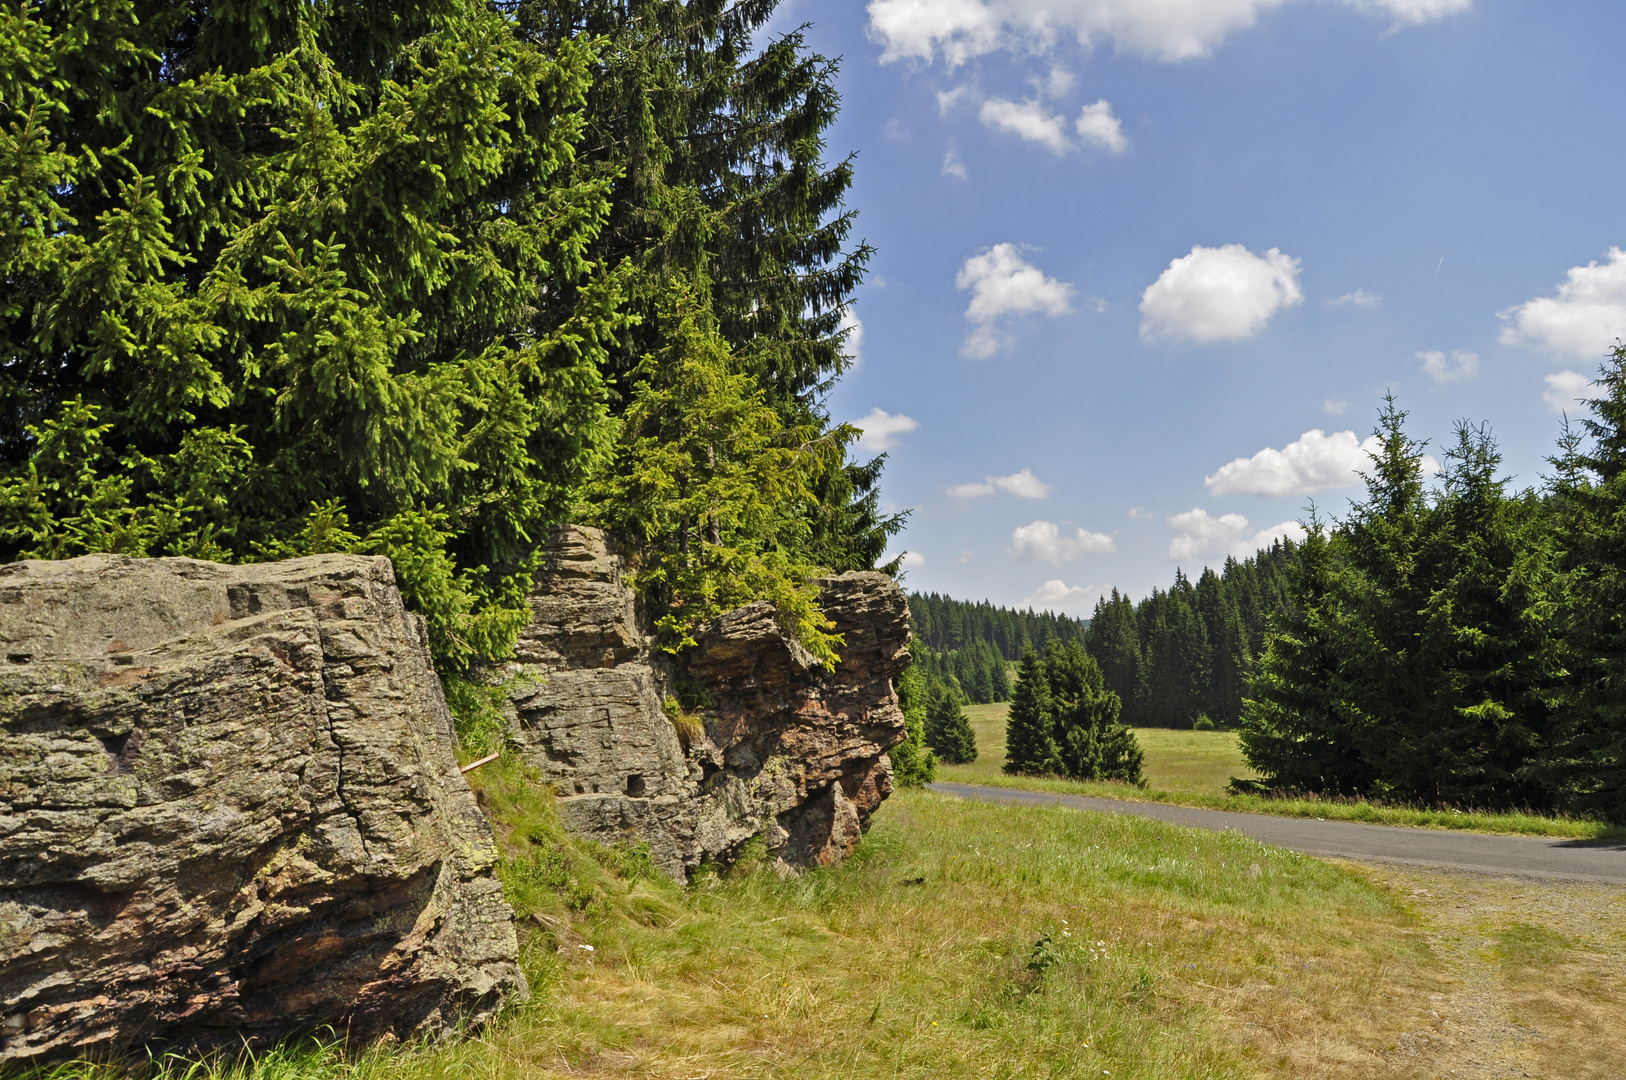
xmin=0 ymin=554 xmax=526 ymax=1065
xmin=500 ymin=526 xmax=910 ymax=878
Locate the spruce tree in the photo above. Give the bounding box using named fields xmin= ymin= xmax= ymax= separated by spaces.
xmin=1239 ymin=515 xmax=1369 ymax=793
xmin=585 ymin=286 xmax=842 ymax=662
xmin=1143 ymin=577 xmax=1211 ymax=728
xmin=1242 ymin=402 xmax=1556 ymax=806
xmin=0 ymin=0 xmax=623 ymax=666
xmin=1004 ymin=651 xmax=1060 ymax=775
xmin=520 ymin=1 xmax=896 ymax=565
xmin=1 ymin=0 xmax=899 ymax=672
xmin=1406 ymin=422 xmax=1554 ymax=806
xmin=1196 ymin=568 xmax=1249 ymax=726
xmin=1086 ymin=590 xmax=1144 ymax=726
xmin=1542 ymin=348 xmax=1626 ymax=820
xmin=889 ymin=663 xmax=937 ymax=787
xmin=1045 ymin=642 xmax=1144 ymax=783
xmin=925 ymin=683 xmax=978 ymax=764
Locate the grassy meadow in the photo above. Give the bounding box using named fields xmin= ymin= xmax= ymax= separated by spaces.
xmin=941 ymin=704 xmax=1625 ymax=841
xmin=28 ymin=768 xmax=1457 ymax=1080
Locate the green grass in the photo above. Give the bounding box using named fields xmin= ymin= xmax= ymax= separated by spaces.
xmin=21 ymin=783 xmax=1445 ymax=1080
xmin=945 ymin=703 xmax=1625 ymax=841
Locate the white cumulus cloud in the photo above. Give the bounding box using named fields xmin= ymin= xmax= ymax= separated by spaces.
xmin=899 ymin=550 xmax=927 ymax=569
xmin=1075 ymin=100 xmax=1128 ymax=153
xmin=957 ymin=243 xmax=1076 ymax=358
xmin=855 ymin=408 xmax=919 ymax=452
xmin=1500 ymin=248 xmax=1626 ymax=359
xmin=1324 ymin=398 xmax=1349 ymax=415
xmin=980 ymin=97 xmax=1072 ymax=153
xmin=1140 ymin=244 xmax=1303 ymax=344
xmin=1416 ymin=349 xmax=1479 ymax=384
xmin=942 ymin=147 xmax=968 ymax=179
xmin=994 ymin=468 xmax=1052 ymax=498
xmin=1328 ymin=289 xmax=1381 ymax=308
xmin=937 ymin=85 xmax=975 ymax=112
xmin=1544 ymin=370 xmax=1592 ymax=415
xmin=1009 ymin=520 xmax=1116 ymax=564
xmin=1021 ymin=579 xmax=1104 ymax=615
xmin=866 ymin=0 xmax=1469 ymax=67
xmin=1204 ymin=429 xmax=1383 ymax=497
xmin=952 ymin=468 xmax=1052 ymax=498
xmin=1167 ymin=509 xmax=1305 ymax=564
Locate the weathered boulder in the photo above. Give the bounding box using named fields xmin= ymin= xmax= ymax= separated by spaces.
xmin=0 ymin=555 xmax=526 ymax=1065
xmin=499 ymin=526 xmax=910 ymax=878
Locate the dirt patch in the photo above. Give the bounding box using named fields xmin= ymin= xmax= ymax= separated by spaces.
xmin=1336 ymin=861 xmax=1626 ymax=1079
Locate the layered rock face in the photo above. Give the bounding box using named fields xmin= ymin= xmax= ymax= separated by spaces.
xmin=502 ymin=526 xmax=910 ymax=878
xmin=0 ymin=556 xmax=526 ymax=1065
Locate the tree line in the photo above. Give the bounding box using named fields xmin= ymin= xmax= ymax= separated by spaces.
xmin=908 ymin=591 xmax=1089 ymax=658
xmin=904 ymin=591 xmax=1089 ymax=708
xmin=910 ymin=639 xmax=1012 ymax=705
xmin=1241 ymin=380 xmax=1626 ymax=822
xmin=1 ymin=0 xmax=899 ymax=673
xmin=1086 ymin=543 xmax=1296 ymax=729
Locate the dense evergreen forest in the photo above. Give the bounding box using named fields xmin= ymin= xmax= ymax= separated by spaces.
xmin=905 ymin=592 xmax=1088 ymax=705
xmin=909 ymin=592 xmax=1090 ymax=656
xmin=1086 ymin=542 xmax=1296 ymax=729
xmin=1237 ymin=386 xmax=1626 ymax=821
xmin=0 ymin=0 xmax=902 ymax=673
xmin=905 ymin=548 xmax=1296 ymax=724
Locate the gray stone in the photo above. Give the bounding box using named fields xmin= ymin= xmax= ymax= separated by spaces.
xmin=0 ymin=555 xmax=526 ymax=1064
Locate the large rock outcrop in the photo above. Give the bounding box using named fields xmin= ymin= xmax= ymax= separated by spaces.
xmin=0 ymin=555 xmax=526 ymax=1065
xmin=499 ymin=526 xmax=910 ymax=878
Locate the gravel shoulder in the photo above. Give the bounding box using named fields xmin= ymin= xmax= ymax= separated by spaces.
xmin=1343 ymin=863 xmax=1626 ymax=1079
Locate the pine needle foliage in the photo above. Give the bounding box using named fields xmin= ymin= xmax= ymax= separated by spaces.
xmin=924 ymin=681 xmax=978 ymax=764
xmin=584 ymin=285 xmax=845 ymax=665
xmin=1241 ymin=396 xmax=1561 ymax=811
xmin=1540 ymin=346 xmax=1626 ymax=821
xmin=0 ymin=0 xmax=627 ymax=667
xmin=1005 ymin=645 xmax=1143 ymax=783
xmin=888 ymin=662 xmax=938 ymax=787
xmin=1004 ymin=651 xmax=1059 ymax=777
xmin=1 ymin=0 xmax=894 ymax=671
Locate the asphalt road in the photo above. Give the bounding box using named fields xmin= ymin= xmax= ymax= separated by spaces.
xmin=929 ymin=782 xmax=1626 ymax=885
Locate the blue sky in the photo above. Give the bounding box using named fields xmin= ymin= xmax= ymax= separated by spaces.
xmin=772 ymin=1 xmax=1626 ymax=614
